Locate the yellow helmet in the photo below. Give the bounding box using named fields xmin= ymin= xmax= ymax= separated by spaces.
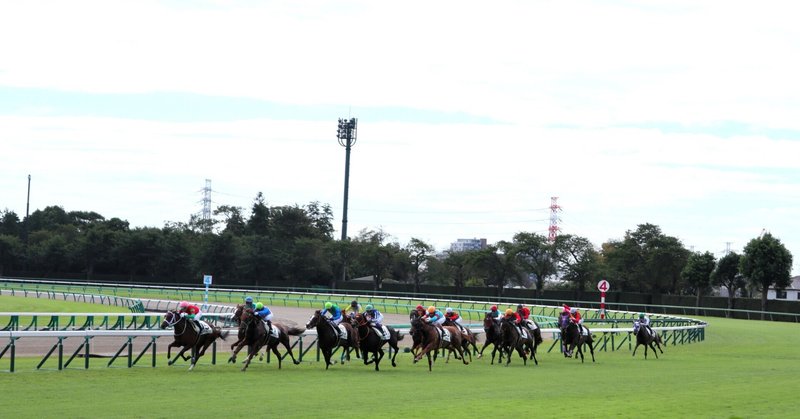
xmin=505 ymin=309 xmax=514 ymax=316
xmin=427 ymin=306 xmax=436 ymax=314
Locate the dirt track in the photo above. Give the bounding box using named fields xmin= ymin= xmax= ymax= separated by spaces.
xmin=2 ymin=297 xmax=480 ymax=358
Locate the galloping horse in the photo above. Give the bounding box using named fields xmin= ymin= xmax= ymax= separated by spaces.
xmin=305 ymin=310 xmax=359 ymax=369
xmin=499 ymin=316 xmax=537 ymax=366
xmin=352 ymin=313 xmax=404 ymax=371
xmin=160 ymin=310 xmax=229 ymax=370
xmin=443 ymin=317 xmax=479 ymax=363
xmin=410 ymin=315 xmax=468 ymax=371
xmin=633 ymin=320 xmax=664 ymax=359
xmin=477 ymin=312 xmax=504 ymax=364
xmin=230 ymin=307 xmax=304 ymax=371
xmin=560 ymin=315 xmax=595 ymax=363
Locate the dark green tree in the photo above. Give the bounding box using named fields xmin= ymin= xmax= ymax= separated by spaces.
xmin=554 ymin=234 xmax=600 ymax=299
xmin=0 ymin=234 xmax=22 ymax=275
xmin=740 ymin=233 xmax=793 ymax=318
xmin=406 ymin=238 xmax=434 ymax=293
xmin=469 ymin=242 xmax=519 ymax=297
xmin=681 ymin=251 xmax=716 ymax=310
xmin=711 ymin=252 xmax=745 ymax=316
xmin=511 ymin=232 xmax=556 ymax=297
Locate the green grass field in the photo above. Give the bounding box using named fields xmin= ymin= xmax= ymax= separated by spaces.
xmin=1 ymin=305 xmax=797 ymax=419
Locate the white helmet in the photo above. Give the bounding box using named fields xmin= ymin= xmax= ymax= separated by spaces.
xmin=445 ymin=307 xmax=453 ymax=313
xmin=570 ymin=308 xmax=577 ymax=314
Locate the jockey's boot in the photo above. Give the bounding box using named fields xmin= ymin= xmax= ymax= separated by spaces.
xmin=194 ymin=320 xmax=202 ymax=333
xmin=267 ymin=320 xmax=273 ymax=334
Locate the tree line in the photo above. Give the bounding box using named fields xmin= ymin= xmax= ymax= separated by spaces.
xmin=0 ymin=194 xmax=793 ymax=316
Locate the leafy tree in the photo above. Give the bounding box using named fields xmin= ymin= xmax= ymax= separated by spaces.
xmin=469 ymin=242 xmax=519 ymax=297
xmin=0 ymin=209 xmax=21 ymax=237
xmin=0 ymin=234 xmax=22 ymax=275
xmin=441 ymin=250 xmax=474 ymax=294
xmin=406 ymin=238 xmax=434 ymax=293
xmin=214 ymin=205 xmax=246 ymax=236
xmin=711 ymin=252 xmax=745 ymax=316
xmin=305 ymin=201 xmax=334 ymax=240
xmin=603 ymin=223 xmax=690 ymax=294
xmin=511 ymin=232 xmax=556 ymax=297
xmin=681 ymin=251 xmax=716 ymax=310
xmin=26 ymin=206 xmax=71 ymax=232
xmin=554 ymin=234 xmax=600 ymax=299
xmin=352 ymin=229 xmax=399 ymax=291
xmin=246 ymin=192 xmax=270 ymax=236
xmin=740 ymin=233 xmax=793 ymax=318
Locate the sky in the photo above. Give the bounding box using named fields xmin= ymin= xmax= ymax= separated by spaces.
xmin=1 ymin=1 xmax=799 ymax=275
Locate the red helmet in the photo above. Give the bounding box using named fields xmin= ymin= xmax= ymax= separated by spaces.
xmin=490 ymin=305 xmax=498 ymax=311
xmin=416 ymin=305 xmax=424 ymax=311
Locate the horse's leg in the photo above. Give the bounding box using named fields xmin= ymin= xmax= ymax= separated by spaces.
xmin=649 ymin=341 xmax=659 ymax=359
xmin=478 ymin=340 xmax=491 ymax=359
xmin=587 ymin=339 xmax=596 ymax=362
xmin=374 ymin=348 xmax=384 ymax=371
xmin=241 ymin=345 xmax=258 ymax=372
xmin=632 ymin=341 xmax=640 ymax=357
xmin=323 ymin=347 xmax=333 ymax=369
xmin=280 ymin=337 xmax=300 ymax=365
xmin=229 ymin=339 xmax=246 ymax=363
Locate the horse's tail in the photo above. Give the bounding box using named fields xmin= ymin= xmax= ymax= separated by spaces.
xmin=287 ymin=326 xmax=305 ymax=336
xmin=395 ymin=330 xmax=405 ymax=342
xmin=219 ymin=329 xmax=230 ymax=341
xmin=534 ymin=329 xmax=543 ymax=346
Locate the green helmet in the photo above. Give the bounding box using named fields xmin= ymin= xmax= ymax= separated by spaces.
xmin=638 ymin=313 xmax=645 ymax=318
xmin=324 ymin=302 xmax=333 ymax=310
xmin=365 ymin=304 xmax=374 ymax=311
xmin=256 ymin=302 xmax=264 ymax=310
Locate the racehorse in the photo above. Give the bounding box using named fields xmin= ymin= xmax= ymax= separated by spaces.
xmin=305 ymin=310 xmax=359 ymax=369
xmin=499 ymin=316 xmax=538 ymax=366
xmin=477 ymin=312 xmax=504 ymax=364
xmin=229 ymin=307 xmax=304 ymax=371
xmin=633 ymin=320 xmax=664 ymax=359
xmin=560 ymin=315 xmax=595 ymax=363
xmin=443 ymin=317 xmax=479 ymax=363
xmin=160 ymin=310 xmax=229 ymax=370
xmin=410 ymin=314 xmax=468 ymax=371
xmin=352 ymin=313 xmax=404 ymax=371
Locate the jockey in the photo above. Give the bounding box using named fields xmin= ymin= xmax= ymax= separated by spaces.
xmin=636 ymin=312 xmax=655 ymax=336
xmin=364 ymin=304 xmax=389 ymax=339
xmin=445 ymin=307 xmax=468 ymax=336
xmin=254 ymin=302 xmax=273 ymax=330
xmin=414 ymin=304 xmax=427 ymax=319
xmin=516 ymin=304 xmax=534 ymax=331
xmin=244 ymin=296 xmax=256 ymax=310
xmin=570 ymin=307 xmax=585 ymax=335
xmin=178 ymin=301 xmax=203 ymax=331
xmin=426 ymin=306 xmax=446 ymax=327
xmin=504 ymin=308 xmax=525 ymax=335
xmin=488 ymin=305 xmax=502 ymax=322
xmin=321 ymin=301 xmax=343 ymax=325
xmin=345 ymin=300 xmax=362 ymax=319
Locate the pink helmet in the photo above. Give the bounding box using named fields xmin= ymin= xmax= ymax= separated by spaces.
xmin=179 ymin=301 xmax=189 ymax=308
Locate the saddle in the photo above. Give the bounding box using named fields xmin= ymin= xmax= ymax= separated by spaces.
xmin=266 ymin=323 xmax=280 ymax=338
xmin=195 ymin=320 xmax=212 ymax=335
xmin=439 ymin=327 xmax=451 ymax=343
xmin=371 ymin=325 xmax=390 ymax=340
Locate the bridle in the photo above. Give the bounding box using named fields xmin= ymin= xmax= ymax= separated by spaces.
xmin=164 ymin=311 xmax=188 ymax=336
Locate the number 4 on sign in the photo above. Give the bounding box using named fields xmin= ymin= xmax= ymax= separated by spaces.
xmin=597 ymin=280 xmax=610 ymax=292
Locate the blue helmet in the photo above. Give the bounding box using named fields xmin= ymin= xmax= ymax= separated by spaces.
xmin=365 ymin=304 xmax=374 ymax=311
xmin=245 ymin=296 xmax=253 ymax=303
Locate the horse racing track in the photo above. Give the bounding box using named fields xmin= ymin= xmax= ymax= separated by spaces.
xmin=2 ymin=315 xmax=798 ymax=418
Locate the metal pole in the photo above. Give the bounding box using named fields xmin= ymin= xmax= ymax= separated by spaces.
xmin=24 ymin=175 xmax=31 ymax=271
xmin=336 ymin=118 xmax=358 ymax=289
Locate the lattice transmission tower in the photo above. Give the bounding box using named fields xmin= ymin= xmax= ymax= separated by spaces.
xmin=201 ymin=179 xmax=212 ymax=224
xmin=548 ymin=196 xmax=561 ymax=243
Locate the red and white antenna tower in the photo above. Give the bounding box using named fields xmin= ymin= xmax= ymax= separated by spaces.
xmin=548 ymin=196 xmax=561 ymax=243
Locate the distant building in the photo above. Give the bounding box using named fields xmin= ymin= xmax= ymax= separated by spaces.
xmin=767 ymin=276 xmax=800 ymax=300
xmin=449 ymin=238 xmax=487 ymax=253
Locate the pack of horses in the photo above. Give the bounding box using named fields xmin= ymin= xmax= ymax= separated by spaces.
xmin=159 ymin=306 xmax=664 ymax=371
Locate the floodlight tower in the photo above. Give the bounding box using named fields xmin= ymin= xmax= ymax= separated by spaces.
xmin=336 ymin=117 xmax=358 ymax=287
xmin=337 ymin=118 xmax=358 ymax=242
xmin=548 ymin=196 xmax=561 ymax=243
